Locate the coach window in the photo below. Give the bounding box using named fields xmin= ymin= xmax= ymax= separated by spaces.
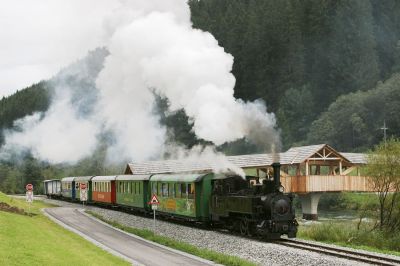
xmin=152 ymin=183 xmax=157 ymax=194
xmin=158 ymin=182 xmax=162 ymax=195
xmin=188 ymin=183 xmax=195 ymax=199
xmin=181 ymin=183 xmax=187 ymax=198
xmin=169 ymin=183 xmax=174 ymax=197
xmin=176 ymin=183 xmax=181 ymax=198
xmin=162 ymin=183 xmax=168 ymax=197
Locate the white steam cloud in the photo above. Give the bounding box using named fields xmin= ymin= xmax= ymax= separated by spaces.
xmin=1 ymin=0 xmax=280 ymax=173
xmin=2 ymin=89 xmax=98 ymax=164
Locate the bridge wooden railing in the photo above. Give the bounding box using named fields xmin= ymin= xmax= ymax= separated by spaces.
xmin=281 ymin=175 xmax=375 ymax=193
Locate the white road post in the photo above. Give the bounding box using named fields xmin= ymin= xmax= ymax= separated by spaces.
xmin=152 ymin=204 xmax=157 ymax=234
xmin=149 ymin=194 xmax=160 ymax=234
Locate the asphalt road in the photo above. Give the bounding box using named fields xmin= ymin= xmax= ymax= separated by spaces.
xmin=44 ymin=207 xmax=217 ymax=266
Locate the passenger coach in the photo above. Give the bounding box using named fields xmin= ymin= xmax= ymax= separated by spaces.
xmin=61 ymin=177 xmax=75 ymax=200
xmin=43 ymin=179 xmax=61 ymax=198
xmin=115 ymin=175 xmax=150 ymax=210
xmin=92 ymin=176 xmax=116 ymax=204
xmin=74 ymin=176 xmax=93 ymax=201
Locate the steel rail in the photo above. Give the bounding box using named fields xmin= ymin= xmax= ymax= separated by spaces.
xmin=277 ymin=239 xmax=400 ymax=266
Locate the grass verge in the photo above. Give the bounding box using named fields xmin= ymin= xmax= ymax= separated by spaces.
xmin=0 ymin=192 xmax=130 ymax=266
xmin=86 ymin=210 xmax=256 ymax=266
xmin=298 ymin=222 xmax=400 ymax=257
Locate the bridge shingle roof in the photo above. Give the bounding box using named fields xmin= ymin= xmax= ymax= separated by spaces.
xmin=126 ymin=144 xmax=367 ymax=175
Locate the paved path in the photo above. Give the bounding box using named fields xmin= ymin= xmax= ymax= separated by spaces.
xmin=44 ymin=207 xmax=216 ymax=266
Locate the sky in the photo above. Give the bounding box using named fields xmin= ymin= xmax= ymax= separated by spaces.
xmin=0 ymin=0 xmax=280 ymax=165
xmin=0 ymin=0 xmax=120 ymax=98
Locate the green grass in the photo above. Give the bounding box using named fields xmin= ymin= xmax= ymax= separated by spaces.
xmin=298 ymin=221 xmax=400 ymax=256
xmin=0 ymin=192 xmax=130 ymax=266
xmin=87 ymin=211 xmax=256 ymax=266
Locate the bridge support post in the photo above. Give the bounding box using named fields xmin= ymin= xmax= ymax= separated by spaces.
xmin=299 ymin=193 xmax=322 ymax=220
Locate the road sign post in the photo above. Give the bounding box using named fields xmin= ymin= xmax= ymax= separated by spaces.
xmin=80 ymin=183 xmax=88 ymax=207
xmin=26 ymin=184 xmax=33 ymax=215
xmin=148 ymin=194 xmax=160 ymax=234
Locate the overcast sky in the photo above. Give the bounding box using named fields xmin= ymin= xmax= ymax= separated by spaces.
xmin=0 ymin=0 xmax=120 ymax=98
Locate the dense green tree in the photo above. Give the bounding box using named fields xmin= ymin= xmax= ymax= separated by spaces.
xmin=365 ymin=138 xmax=400 ymax=231
xmin=370 ymin=0 xmax=400 ymax=78
xmin=0 ymin=82 xmax=50 ymax=144
xmin=307 ymin=73 xmax=400 ymax=151
xmin=0 ymin=0 xmax=400 ymax=186
xmin=22 ymin=155 xmax=44 ymax=193
xmin=277 ymin=85 xmax=315 ymax=149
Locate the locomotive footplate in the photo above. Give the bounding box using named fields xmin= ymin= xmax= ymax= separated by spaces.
xmin=256 ymin=220 xmax=297 ymax=239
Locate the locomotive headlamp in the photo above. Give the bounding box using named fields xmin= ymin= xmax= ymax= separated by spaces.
xmin=278 ymin=185 xmax=284 ymax=193
xmin=261 ymin=196 xmax=267 ymax=201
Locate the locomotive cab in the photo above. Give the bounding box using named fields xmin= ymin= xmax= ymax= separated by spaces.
xmin=209 ymin=163 xmax=298 ymax=239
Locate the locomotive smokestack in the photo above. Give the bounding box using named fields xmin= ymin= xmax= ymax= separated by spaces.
xmin=272 ymin=162 xmax=281 ymax=188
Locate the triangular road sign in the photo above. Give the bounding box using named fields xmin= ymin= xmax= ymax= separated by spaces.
xmin=148 ymin=194 xmax=160 ymax=205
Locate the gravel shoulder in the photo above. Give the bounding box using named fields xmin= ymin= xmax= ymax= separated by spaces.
xmin=44 ymin=199 xmax=386 ymax=266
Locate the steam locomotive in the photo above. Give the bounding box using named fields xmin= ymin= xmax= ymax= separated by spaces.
xmin=43 ymin=163 xmax=297 ymax=239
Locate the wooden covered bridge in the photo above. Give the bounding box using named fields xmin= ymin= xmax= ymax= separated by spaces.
xmin=125 ymin=144 xmax=371 ymax=220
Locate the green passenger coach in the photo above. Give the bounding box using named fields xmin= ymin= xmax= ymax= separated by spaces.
xmin=149 ymin=173 xmax=214 ymax=221
xmin=74 ymin=176 xmax=93 ymax=201
xmin=61 ymin=177 xmax=75 ymax=200
xmin=115 ymin=175 xmax=150 ymax=210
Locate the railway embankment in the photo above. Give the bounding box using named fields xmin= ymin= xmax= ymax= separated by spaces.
xmin=44 ymin=198 xmax=397 ymax=266
xmin=0 ymin=193 xmax=129 ymax=266
xmin=296 ymin=192 xmax=400 ymax=257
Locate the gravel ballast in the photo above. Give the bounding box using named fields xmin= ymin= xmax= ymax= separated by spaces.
xmin=44 ymin=199 xmax=380 ymax=266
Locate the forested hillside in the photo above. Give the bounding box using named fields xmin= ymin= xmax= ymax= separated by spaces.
xmin=0 ymin=82 xmax=50 ymax=144
xmin=189 ymin=0 xmax=400 ymax=149
xmin=1 ymin=0 xmax=400 ymax=193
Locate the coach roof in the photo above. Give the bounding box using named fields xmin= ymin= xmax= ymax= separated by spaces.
xmin=116 ymin=175 xmax=151 ymax=181
xmin=92 ymin=176 xmax=117 ymax=181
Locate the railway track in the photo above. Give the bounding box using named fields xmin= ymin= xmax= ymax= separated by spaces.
xmin=276 ymin=239 xmax=400 ymax=265
xmin=45 ymin=198 xmax=400 ymax=265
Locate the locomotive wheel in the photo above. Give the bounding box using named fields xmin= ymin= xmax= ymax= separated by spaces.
xmin=239 ymin=218 xmax=249 ymax=236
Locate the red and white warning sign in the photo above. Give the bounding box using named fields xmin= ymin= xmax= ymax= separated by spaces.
xmin=26 ymin=191 xmax=33 ymax=203
xmin=26 ymin=184 xmax=33 ymax=191
xmin=148 ymin=194 xmax=160 ymax=205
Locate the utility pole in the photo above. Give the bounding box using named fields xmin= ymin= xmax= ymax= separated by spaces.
xmin=380 ymin=120 xmax=388 ymax=146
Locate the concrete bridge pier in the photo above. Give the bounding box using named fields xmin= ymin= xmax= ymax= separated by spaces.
xmin=298 ymin=193 xmax=322 ymax=220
